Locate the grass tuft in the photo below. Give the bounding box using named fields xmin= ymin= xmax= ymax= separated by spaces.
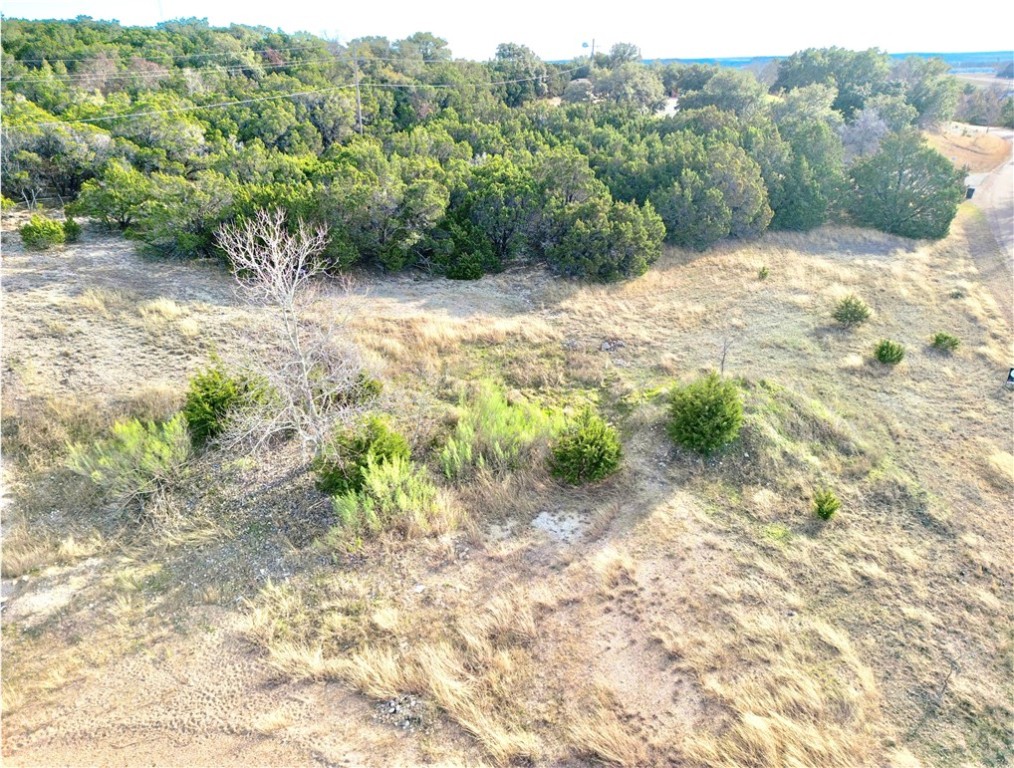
xmin=440 ymin=381 xmax=564 ymax=480
xmin=930 ymin=332 xmax=960 ymax=353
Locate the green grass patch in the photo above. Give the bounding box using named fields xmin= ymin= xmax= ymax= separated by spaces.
xmin=763 ymin=523 xmax=793 ymax=545
xmin=329 ymin=455 xmax=449 ymax=541
xmin=66 ymin=415 xmax=191 ymax=511
xmin=440 ymin=381 xmax=564 ymax=480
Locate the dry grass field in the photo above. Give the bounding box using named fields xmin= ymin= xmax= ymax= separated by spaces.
xmin=926 ymin=123 xmax=1011 ymax=173
xmin=2 ymin=196 xmax=1012 ymax=766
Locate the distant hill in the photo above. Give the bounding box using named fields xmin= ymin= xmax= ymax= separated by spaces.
xmin=646 ymin=51 xmax=1014 ymax=74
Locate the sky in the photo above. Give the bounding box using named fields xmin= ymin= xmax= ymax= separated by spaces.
xmin=2 ymin=0 xmax=1012 ymax=62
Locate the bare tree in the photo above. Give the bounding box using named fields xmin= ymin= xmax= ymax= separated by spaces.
xmin=217 ymin=208 xmax=370 ymax=456
xmin=840 ymin=107 xmax=889 ymax=165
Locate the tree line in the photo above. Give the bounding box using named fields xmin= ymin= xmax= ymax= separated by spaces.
xmin=3 ymin=18 xmax=975 ymax=279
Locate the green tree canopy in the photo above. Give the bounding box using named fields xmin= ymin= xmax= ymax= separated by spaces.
xmin=773 ymin=47 xmax=891 ymax=118
xmin=848 ymin=130 xmax=965 ymax=239
xmin=491 ymin=43 xmax=550 ymax=107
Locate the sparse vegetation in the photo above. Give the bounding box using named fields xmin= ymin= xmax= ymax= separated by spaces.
xmin=874 ymin=339 xmax=905 ymax=365
xmin=3 ymin=19 xmax=1011 ymax=768
xmin=667 ymin=372 xmax=744 ymax=455
xmin=328 ymin=455 xmax=448 ymax=540
xmin=833 ymin=294 xmax=872 ymax=327
xmin=65 ymin=415 xmax=190 ymax=511
xmin=758 ymin=265 xmax=769 ymax=280
xmin=312 ymin=415 xmax=410 ymax=495
xmin=549 ymin=407 xmax=622 ymax=484
xmin=19 ymin=214 xmax=65 ymax=250
xmin=62 ymin=217 xmax=82 ymax=243
xmin=813 ymin=488 xmax=842 ymax=520
xmin=931 ymin=332 xmax=960 ymax=353
xmin=440 ymin=381 xmax=564 ymax=480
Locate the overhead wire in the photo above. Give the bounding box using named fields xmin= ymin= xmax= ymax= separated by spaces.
xmin=26 ymin=67 xmax=580 ymax=127
xmin=5 ymin=42 xmax=336 ymax=65
xmin=1 ymin=49 xmax=572 ymax=85
xmin=3 ymin=47 xmax=524 ymax=78
xmin=4 ymin=59 xmax=349 ymax=84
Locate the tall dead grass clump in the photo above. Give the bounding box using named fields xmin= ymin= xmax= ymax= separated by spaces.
xmin=1 ymin=521 xmax=53 ymax=578
xmin=74 ymin=287 xmax=135 ymax=318
xmin=246 ymin=579 xmax=545 ymax=765
xmin=568 ymin=703 xmax=648 ymax=766
xmin=1 ymin=389 xmax=112 ymax=469
xmin=665 ymin=604 xmax=882 ymax=768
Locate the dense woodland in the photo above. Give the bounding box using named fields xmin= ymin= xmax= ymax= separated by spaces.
xmin=3 ymin=17 xmax=993 ymax=279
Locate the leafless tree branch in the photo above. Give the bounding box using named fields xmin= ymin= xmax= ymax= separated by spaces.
xmin=216 ymin=208 xmax=371 ymax=457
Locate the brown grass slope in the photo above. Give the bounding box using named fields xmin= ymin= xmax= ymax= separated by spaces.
xmin=2 ymin=205 xmax=1012 ymax=767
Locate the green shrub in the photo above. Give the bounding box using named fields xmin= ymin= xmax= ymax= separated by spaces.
xmin=66 ymin=414 xmax=190 ymax=509
xmin=19 ymin=214 xmax=66 ymax=250
xmin=832 ymin=294 xmax=871 ymax=327
xmin=356 ymin=372 xmax=383 ymax=400
xmin=444 ymin=250 xmax=491 ymax=281
xmin=1 ymin=196 xmax=17 ymax=212
xmin=758 ymin=266 xmax=769 ymax=280
xmin=63 ymin=217 xmax=83 ymax=243
xmin=440 ymin=382 xmax=564 ymax=480
xmin=330 ymin=455 xmax=444 ymax=539
xmin=543 ymin=197 xmax=665 ymax=282
xmin=313 ymin=415 xmax=410 ymax=495
xmin=183 ymin=362 xmax=265 ymax=447
xmin=429 ymin=214 xmax=499 ymax=280
xmin=307 ymin=366 xmax=382 ymax=411
xmin=667 ymin=372 xmax=743 ymax=455
xmin=813 ymin=489 xmax=841 ymax=520
xmin=848 ymin=130 xmax=964 ymax=240
xmin=930 ymin=332 xmax=960 ymax=353
xmin=549 ymin=407 xmax=622 ymax=484
xmin=874 ymin=339 xmax=905 ymax=365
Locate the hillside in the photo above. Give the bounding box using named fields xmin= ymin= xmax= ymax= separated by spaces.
xmin=3 ymin=18 xmax=1013 ymax=767
xmin=3 ymin=200 xmax=1011 ymax=766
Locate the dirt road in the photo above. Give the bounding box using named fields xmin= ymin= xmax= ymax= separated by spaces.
xmin=965 ymin=127 xmax=1013 ymax=329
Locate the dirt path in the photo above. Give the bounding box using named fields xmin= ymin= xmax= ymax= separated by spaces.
xmin=965 ymin=127 xmax=1013 ymax=330
xmin=4 ymin=604 xmax=426 ymax=768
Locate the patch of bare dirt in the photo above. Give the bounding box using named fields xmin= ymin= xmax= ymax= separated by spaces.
xmin=965 ymin=134 xmax=1014 ymax=328
xmin=1 ymin=223 xmax=244 ymax=404
xmin=4 ymin=606 xmax=429 ymax=768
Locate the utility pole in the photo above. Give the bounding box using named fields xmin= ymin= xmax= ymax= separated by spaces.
xmin=353 ymin=44 xmax=363 ymax=135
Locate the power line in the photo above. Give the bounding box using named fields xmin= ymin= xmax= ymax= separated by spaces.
xmin=4 ymin=59 xmax=340 ymax=83
xmin=27 ymin=67 xmax=578 ymax=127
xmin=3 ymin=48 xmax=490 ymax=70
xmin=3 ymin=41 xmax=578 ymax=75
xmin=1 ymin=50 xmax=510 ymax=84
xmin=4 ymin=42 xmax=332 ymax=65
